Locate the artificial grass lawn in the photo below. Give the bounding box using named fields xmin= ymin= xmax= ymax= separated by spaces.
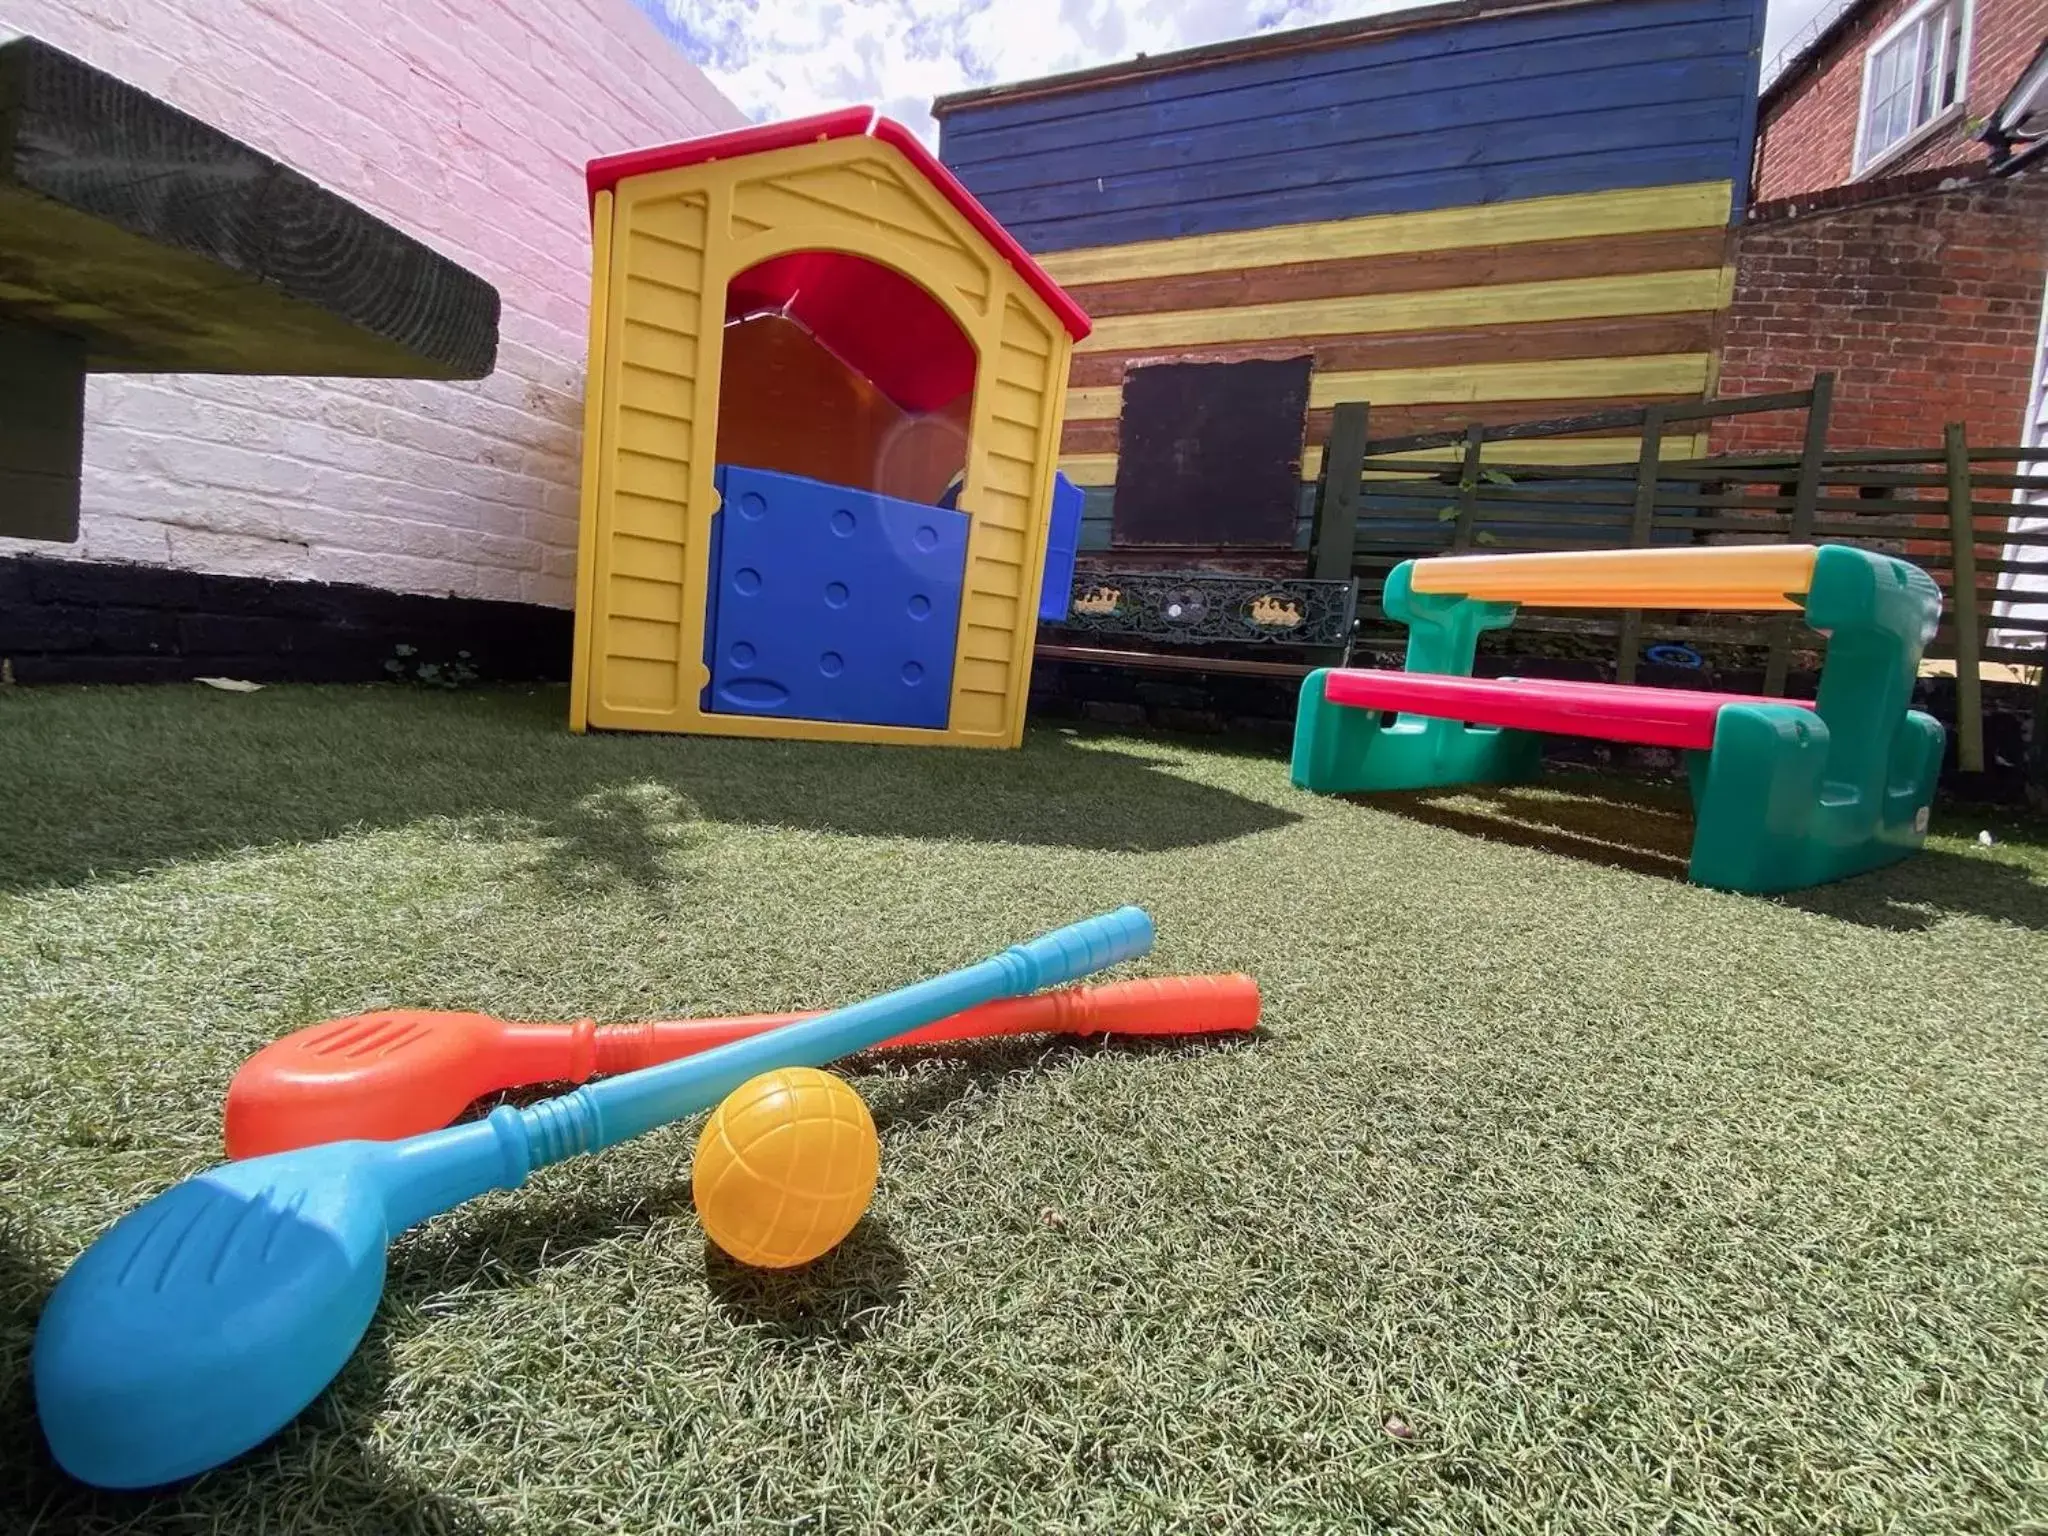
xmin=2 ymin=683 xmax=2046 ymax=1535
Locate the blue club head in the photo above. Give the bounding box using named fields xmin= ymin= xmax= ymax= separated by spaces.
xmin=34 ymin=1142 xmax=397 ymax=1489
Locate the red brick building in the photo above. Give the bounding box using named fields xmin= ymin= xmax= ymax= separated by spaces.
xmin=1755 ymin=0 xmax=2048 ymax=198
xmin=1714 ymin=0 xmax=2048 ymax=454
xmin=1716 ymin=0 xmax=2048 ymax=642
xmin=1713 ymin=170 xmax=2048 ymax=455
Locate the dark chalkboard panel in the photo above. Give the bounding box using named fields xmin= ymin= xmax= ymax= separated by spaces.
xmin=1111 ymin=358 xmax=1311 ymax=547
xmin=0 ymin=36 xmax=499 ymax=378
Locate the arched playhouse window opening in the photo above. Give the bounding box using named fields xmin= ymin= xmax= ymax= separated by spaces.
xmin=714 ymin=250 xmax=974 ymax=505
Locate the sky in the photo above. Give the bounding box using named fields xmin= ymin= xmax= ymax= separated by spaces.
xmin=640 ymin=0 xmax=1840 ymax=145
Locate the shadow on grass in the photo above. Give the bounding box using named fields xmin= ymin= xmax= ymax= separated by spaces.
xmin=1365 ymin=776 xmax=2048 ymax=933
xmin=0 ymin=1035 xmax=1248 ymax=1529
xmin=861 ymin=1030 xmax=1265 ymax=1139
xmin=1365 ymin=778 xmax=1696 ymax=884
xmin=0 ymin=1210 xmax=495 ymax=1535
xmin=1 ymin=1175 xmax=721 ymax=1532
xmin=698 ymin=1030 xmax=1260 ymax=1348
xmin=1779 ymin=846 xmax=2048 ymax=933
xmin=0 ymin=687 xmax=1298 ymax=894
xmin=704 ymin=1218 xmax=911 ymax=1347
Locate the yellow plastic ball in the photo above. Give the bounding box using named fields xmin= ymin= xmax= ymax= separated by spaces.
xmin=692 ymin=1067 xmax=880 ymax=1269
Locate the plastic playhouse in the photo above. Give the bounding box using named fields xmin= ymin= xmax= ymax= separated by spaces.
xmin=1291 ymin=543 xmax=1945 ymax=894
xmin=568 ymin=108 xmax=1090 ymax=747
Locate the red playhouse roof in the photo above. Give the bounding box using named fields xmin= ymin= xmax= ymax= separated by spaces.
xmin=586 ymin=110 xmax=1091 ymax=416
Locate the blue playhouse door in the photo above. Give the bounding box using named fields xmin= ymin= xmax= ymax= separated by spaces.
xmin=705 ymin=466 xmax=969 ymax=730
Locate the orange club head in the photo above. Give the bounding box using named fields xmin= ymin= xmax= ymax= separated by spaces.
xmin=223 ymin=1011 xmax=591 ymax=1159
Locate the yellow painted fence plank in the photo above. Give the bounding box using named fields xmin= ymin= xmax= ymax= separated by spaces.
xmin=1077 ymin=267 xmax=1735 ymax=354
xmin=1064 ymin=353 xmax=1717 ymax=423
xmin=1058 ymin=434 xmax=1710 ymax=487
xmin=1036 ymin=182 xmax=1735 ymax=286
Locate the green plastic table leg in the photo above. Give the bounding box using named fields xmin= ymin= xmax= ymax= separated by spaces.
xmin=1291 ymin=669 xmax=1542 ymax=793
xmin=1690 ymin=702 xmax=1944 ymax=893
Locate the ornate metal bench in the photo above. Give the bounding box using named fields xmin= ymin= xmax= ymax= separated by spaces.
xmin=1037 ymin=571 xmax=1358 ymax=678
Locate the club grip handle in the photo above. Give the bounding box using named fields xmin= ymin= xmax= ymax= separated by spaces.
xmin=553 ymin=907 xmax=1155 ymax=1159
xmin=1060 ymin=973 xmax=1261 ymax=1035
xmin=999 ymin=906 xmax=1154 ymax=992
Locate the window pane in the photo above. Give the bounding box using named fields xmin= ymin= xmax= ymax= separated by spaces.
xmin=1874 ymin=33 xmax=1906 ymax=101
xmin=1865 ymin=31 xmax=1916 ymax=157
xmin=1915 ymin=18 xmax=1939 ymax=122
xmin=1879 ymin=90 xmax=1906 ymax=147
xmin=1862 ymin=4 xmax=1964 ymax=166
xmin=1938 ymin=6 xmax=1963 ymax=108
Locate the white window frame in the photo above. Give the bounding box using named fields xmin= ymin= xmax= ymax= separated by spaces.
xmin=1852 ymin=0 xmax=1974 ymax=177
xmin=1991 ymin=270 xmax=2048 ymax=653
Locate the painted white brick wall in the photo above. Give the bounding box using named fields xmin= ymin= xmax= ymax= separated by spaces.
xmin=0 ymin=0 xmax=745 ymax=607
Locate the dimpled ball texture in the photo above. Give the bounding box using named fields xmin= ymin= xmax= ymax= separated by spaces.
xmin=692 ymin=1067 xmax=880 ymax=1269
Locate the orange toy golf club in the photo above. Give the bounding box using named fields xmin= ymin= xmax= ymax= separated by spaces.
xmin=224 ymin=974 xmax=1259 ymax=1158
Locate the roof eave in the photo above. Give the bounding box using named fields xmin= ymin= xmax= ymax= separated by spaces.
xmin=1759 ymin=0 xmax=1881 ymax=114
xmin=932 ymin=0 xmax=1602 ymax=117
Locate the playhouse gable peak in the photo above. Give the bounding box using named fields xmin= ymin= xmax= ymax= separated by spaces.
xmin=585 ymin=107 xmax=1091 ymax=343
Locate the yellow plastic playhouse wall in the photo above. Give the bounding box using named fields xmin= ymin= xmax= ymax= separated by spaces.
xmin=570 ymin=137 xmax=1076 ymax=747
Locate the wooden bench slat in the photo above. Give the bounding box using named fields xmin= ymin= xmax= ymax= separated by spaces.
xmin=1034 ymin=643 xmax=1315 ymax=679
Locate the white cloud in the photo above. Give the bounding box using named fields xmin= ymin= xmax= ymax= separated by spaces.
xmin=1761 ymin=0 xmax=1840 ymax=72
xmin=642 ymin=0 xmax=1421 ymax=144
xmin=641 ymin=0 xmax=1825 ymax=146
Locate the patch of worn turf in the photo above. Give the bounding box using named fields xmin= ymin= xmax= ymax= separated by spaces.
xmin=2 ymin=683 xmax=2044 ymax=1533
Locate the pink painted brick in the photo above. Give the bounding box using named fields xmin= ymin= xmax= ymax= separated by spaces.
xmin=167 ymin=527 xmax=310 ymax=580
xmin=523 ymin=570 xmax=575 ymax=606
xmin=76 ymin=518 xmax=172 ymax=566
xmin=5 ymin=0 xmax=745 ymax=603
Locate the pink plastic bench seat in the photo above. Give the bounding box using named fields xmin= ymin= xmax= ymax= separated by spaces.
xmin=1321 ymin=671 xmax=1817 ymax=752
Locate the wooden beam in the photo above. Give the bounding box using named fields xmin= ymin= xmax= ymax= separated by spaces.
xmin=1068 ymin=313 xmax=1719 ymax=390
xmin=1313 ymin=403 xmax=1368 ymax=580
xmin=0 ymin=37 xmax=498 ymax=377
xmin=1763 ymin=371 xmax=1833 ymax=696
xmin=1449 ymin=425 xmax=1485 ymax=553
xmin=0 ymin=318 xmax=85 ymax=542
xmin=1614 ymin=404 xmax=1667 ymax=685
xmin=1061 ymin=228 xmax=1732 ymax=319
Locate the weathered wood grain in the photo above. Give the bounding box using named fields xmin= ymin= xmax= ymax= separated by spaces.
xmin=0 ymin=36 xmax=498 ymax=377
xmin=1062 ymin=228 xmax=1731 ymax=320
xmin=1066 ymin=312 xmax=1719 ymax=388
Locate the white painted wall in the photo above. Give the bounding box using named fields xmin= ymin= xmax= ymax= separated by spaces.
xmin=1993 ymin=267 xmax=2048 ymax=652
xmin=0 ymin=0 xmax=745 ymax=607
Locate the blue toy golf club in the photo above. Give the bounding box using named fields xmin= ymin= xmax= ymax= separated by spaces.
xmin=34 ymin=907 xmax=1154 ymax=1488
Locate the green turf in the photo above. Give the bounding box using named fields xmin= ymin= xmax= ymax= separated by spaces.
xmin=3 ymin=683 xmax=2046 ymax=1534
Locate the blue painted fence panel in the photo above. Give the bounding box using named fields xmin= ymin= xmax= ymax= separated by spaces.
xmin=958 ymin=56 xmax=1753 ymax=198
xmin=990 ymin=101 xmax=1746 ymax=228
xmin=947 ymin=21 xmax=1751 ymax=177
xmin=937 ymin=0 xmax=1766 ymax=250
xmin=943 ymin=0 xmax=1757 ymax=143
